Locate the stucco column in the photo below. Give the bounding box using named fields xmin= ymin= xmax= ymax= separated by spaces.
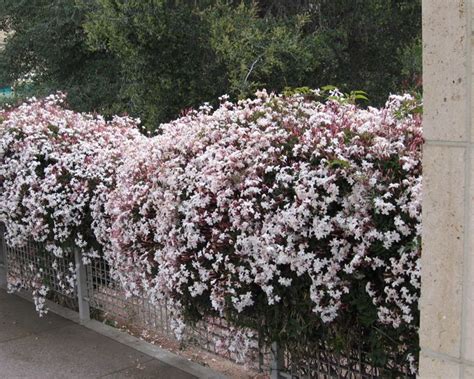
xmin=420 ymin=0 xmax=474 ymax=377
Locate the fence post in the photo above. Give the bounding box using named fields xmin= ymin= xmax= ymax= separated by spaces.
xmin=270 ymin=342 xmax=284 ymax=379
xmin=0 ymin=223 xmax=6 ymax=288
xmin=74 ymin=248 xmax=90 ymax=322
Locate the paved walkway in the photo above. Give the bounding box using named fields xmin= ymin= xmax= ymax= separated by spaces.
xmin=0 ymin=289 xmax=198 ymax=379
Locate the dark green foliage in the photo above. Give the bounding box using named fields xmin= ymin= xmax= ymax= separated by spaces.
xmin=309 ymin=0 xmax=422 ymax=104
xmin=0 ymin=0 xmax=422 ymax=131
xmin=0 ymin=0 xmax=122 ymax=115
xmin=81 ymin=0 xmax=227 ymax=130
xmin=81 ymin=0 xmax=421 ymax=130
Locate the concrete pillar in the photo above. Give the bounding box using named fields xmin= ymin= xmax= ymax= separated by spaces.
xmin=420 ymin=0 xmax=474 ymax=377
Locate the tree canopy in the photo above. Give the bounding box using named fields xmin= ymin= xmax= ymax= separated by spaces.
xmin=0 ymin=0 xmax=421 ymax=131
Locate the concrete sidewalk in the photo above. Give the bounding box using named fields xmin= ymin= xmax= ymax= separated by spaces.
xmin=0 ymin=289 xmax=216 ymax=379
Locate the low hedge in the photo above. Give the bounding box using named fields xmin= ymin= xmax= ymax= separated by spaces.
xmin=0 ymin=89 xmax=422 ymax=373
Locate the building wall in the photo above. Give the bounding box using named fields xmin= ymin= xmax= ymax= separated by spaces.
xmin=420 ymin=0 xmax=474 ymax=377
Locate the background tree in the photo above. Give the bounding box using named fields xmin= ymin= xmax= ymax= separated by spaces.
xmin=0 ymin=0 xmax=122 ymax=115
xmin=80 ymin=0 xmax=228 ymax=129
xmin=0 ymin=0 xmax=422 ymax=131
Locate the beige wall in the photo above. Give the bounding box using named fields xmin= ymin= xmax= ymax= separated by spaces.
xmin=420 ymin=0 xmax=474 ymax=377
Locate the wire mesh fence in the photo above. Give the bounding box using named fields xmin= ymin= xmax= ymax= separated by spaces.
xmin=0 ymin=232 xmax=78 ymax=310
xmin=273 ymin=343 xmax=414 ymax=379
xmin=85 ymin=255 xmax=269 ymax=370
xmin=0 ymin=231 xmax=267 ymax=372
xmin=0 ymin=228 xmax=415 ymax=378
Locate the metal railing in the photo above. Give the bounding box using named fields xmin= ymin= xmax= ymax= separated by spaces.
xmin=0 ymin=235 xmax=267 ymax=372
xmin=0 ymin=223 xmax=6 ymax=288
xmin=1 ymin=234 xmax=78 ymax=310
xmin=0 ymin=230 xmax=414 ymax=379
xmin=272 ymin=344 xmax=413 ymax=379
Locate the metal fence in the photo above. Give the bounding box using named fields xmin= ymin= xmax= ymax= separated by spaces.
xmin=85 ymin=254 xmax=267 ymax=368
xmin=0 ymin=230 xmax=414 ymax=379
xmin=0 ymin=229 xmax=78 ymax=310
xmin=0 ymin=234 xmax=267 ymax=373
xmin=273 ymin=344 xmax=413 ymax=379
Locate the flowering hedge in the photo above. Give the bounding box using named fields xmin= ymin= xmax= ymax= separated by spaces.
xmin=0 ymin=94 xmax=141 ymax=311
xmin=0 ymin=90 xmax=422 ymax=372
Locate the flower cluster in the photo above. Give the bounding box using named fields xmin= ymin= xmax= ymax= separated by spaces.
xmin=104 ymin=90 xmax=422 ymax=370
xmin=0 ymin=90 xmax=422 ymax=371
xmin=0 ymin=94 xmax=141 ymax=308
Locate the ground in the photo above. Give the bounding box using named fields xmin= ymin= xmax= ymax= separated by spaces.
xmin=0 ymin=289 xmax=197 ymax=379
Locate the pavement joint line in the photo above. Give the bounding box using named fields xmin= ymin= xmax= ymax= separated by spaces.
xmin=3 ymin=289 xmax=228 ymax=379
